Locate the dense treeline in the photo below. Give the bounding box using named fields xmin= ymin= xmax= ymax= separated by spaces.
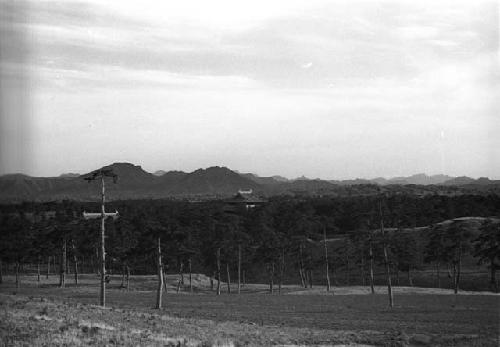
xmin=0 ymin=194 xmax=499 ymax=293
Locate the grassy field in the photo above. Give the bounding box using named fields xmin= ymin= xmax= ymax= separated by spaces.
xmin=0 ymin=274 xmax=498 ymax=346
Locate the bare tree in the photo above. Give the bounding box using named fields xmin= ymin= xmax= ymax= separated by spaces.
xmin=156 ymin=237 xmax=164 ymax=309
xmin=71 ymin=240 xmax=78 ymax=286
xmin=237 ymin=244 xmax=242 ymax=294
xmin=268 ymin=262 xmax=275 ymax=294
xmin=46 ymin=256 xmax=50 ymax=279
xmin=176 ymin=262 xmax=184 ymax=293
xmin=15 ymin=261 xmax=20 ymax=290
xmin=188 ymin=258 xmax=193 ymax=293
xmin=216 ymin=248 xmax=221 ymax=295
xmin=59 ymin=239 xmax=66 ymax=288
xmin=379 ymin=199 xmax=393 ymax=308
xmin=368 ymin=232 xmax=375 ymax=294
xmin=226 ymin=263 xmax=231 ymax=294
xmin=278 ymin=248 xmax=285 ymax=294
xmin=323 ymin=226 xmax=331 ymax=292
xmin=299 ymin=243 xmax=306 ymax=288
xmin=126 ymin=265 xmax=130 ymax=291
xmin=37 ymin=255 xmax=41 ymax=286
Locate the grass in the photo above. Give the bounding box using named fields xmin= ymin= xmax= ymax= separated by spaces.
xmin=0 ymin=274 xmax=498 ymax=346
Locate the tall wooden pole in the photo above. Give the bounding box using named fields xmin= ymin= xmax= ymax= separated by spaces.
xmin=380 ymin=199 xmax=393 ymax=308
xmin=100 ymin=175 xmax=106 ymax=307
xmin=323 ymin=226 xmax=331 ymax=292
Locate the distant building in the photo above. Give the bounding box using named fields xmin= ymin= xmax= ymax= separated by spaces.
xmin=238 ymin=189 xmax=253 ymax=195
xmin=225 ymin=189 xmax=266 ymax=211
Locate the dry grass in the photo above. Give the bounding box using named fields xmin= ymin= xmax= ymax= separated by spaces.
xmin=0 ymin=274 xmax=498 ymax=346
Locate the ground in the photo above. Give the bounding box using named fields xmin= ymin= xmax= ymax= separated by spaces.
xmin=0 ymin=274 xmax=498 ymax=346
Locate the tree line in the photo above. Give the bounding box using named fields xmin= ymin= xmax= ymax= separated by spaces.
xmin=0 ymin=194 xmax=499 ymax=304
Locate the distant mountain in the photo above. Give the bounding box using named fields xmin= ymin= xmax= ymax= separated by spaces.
xmin=170 ymin=166 xmax=259 ymax=195
xmin=0 ymin=163 xmax=498 ymax=202
xmin=442 ymin=176 xmax=476 ymax=186
xmin=158 ymin=170 xmax=187 ymax=183
xmin=371 ymin=177 xmax=388 ymax=185
xmin=59 ymin=173 xmax=80 ymax=178
xmin=272 ymin=175 xmax=289 ymax=182
xmin=85 ymin=163 xmax=156 ymax=186
xmin=240 ymin=173 xmax=283 ymax=185
xmin=286 ymin=179 xmax=336 ymax=191
xmin=153 ymin=170 xmax=167 ymax=176
xmin=386 ymin=173 xmax=453 ymax=185
xmin=329 ymin=178 xmax=373 ymax=185
xmin=443 ymin=176 xmax=500 ymax=186
xmin=475 ymin=177 xmax=500 ymax=185
xmin=293 ymin=175 xmax=311 ymax=181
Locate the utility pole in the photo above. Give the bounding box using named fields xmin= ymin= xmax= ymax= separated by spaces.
xmin=83 ymin=169 xmax=118 ymax=307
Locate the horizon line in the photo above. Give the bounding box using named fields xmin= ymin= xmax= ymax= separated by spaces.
xmin=1 ymin=161 xmax=498 ymax=182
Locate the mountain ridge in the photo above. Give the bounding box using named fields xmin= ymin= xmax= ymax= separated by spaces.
xmin=0 ymin=162 xmax=498 ymax=202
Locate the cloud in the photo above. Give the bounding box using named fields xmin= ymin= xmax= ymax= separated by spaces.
xmin=0 ymin=0 xmax=498 ymax=178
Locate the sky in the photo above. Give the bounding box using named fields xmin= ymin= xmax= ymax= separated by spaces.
xmin=0 ymin=0 xmax=498 ymax=179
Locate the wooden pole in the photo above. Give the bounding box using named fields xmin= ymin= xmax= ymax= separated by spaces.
xmin=100 ymin=175 xmax=106 ymax=307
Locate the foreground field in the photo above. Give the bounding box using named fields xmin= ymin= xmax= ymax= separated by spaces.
xmin=0 ymin=274 xmax=498 ymax=346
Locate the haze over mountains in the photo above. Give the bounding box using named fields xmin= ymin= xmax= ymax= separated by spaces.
xmin=0 ymin=162 xmax=499 ymax=202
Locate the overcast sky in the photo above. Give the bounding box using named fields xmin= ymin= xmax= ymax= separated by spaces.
xmin=0 ymin=0 xmax=498 ymax=179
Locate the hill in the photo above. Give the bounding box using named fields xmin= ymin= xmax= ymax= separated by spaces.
xmin=169 ymin=166 xmax=259 ymax=195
